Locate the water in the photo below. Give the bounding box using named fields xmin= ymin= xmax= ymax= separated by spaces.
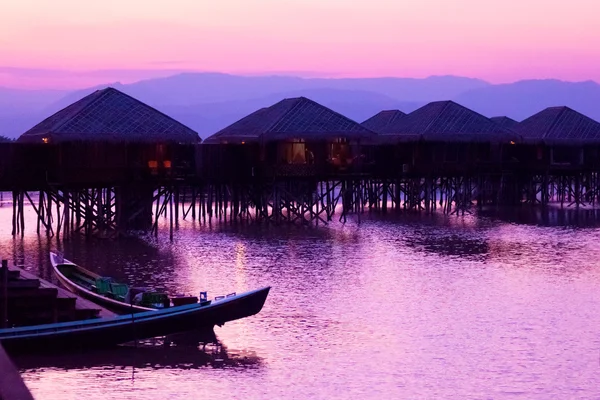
xmin=3 ymin=204 xmax=600 ymax=399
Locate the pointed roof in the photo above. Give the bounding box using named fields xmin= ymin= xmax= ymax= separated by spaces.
xmin=361 ymin=110 xmax=406 ymax=133
xmin=490 ymin=116 xmax=519 ymax=130
xmin=386 ymin=101 xmax=510 ymax=135
xmin=18 ymin=87 xmax=200 ymax=143
xmin=515 ymin=106 xmax=600 ymax=143
xmin=204 ymin=97 xmax=375 ymax=143
xmin=380 ymin=100 xmax=515 ymax=142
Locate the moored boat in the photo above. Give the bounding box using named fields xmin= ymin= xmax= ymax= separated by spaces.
xmin=0 ymin=286 xmax=271 ymax=353
xmin=50 ymin=252 xmax=211 ymax=314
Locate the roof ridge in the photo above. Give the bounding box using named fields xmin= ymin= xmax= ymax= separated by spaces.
xmin=423 ymin=100 xmax=452 ymax=133
xmin=19 ymin=86 xmax=200 ymax=142
xmin=267 ymin=97 xmax=306 ymax=132
xmin=110 ymin=88 xmax=198 ymax=134
xmin=546 ymin=107 xmax=568 ymax=137
xmin=273 ymin=96 xmax=374 ymax=133
xmin=38 ymin=89 xmax=106 ymax=134
xmin=300 ymin=96 xmax=371 ymax=128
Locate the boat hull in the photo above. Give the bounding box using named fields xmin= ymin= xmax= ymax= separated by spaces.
xmin=0 ymin=286 xmax=270 ymax=353
xmin=50 ymin=252 xmax=154 ymax=314
xmin=54 ymin=267 xmax=151 ymax=314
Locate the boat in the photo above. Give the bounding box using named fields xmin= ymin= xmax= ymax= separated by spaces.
xmin=50 ymin=252 xmax=208 ymax=314
xmin=0 ymin=286 xmax=270 ymax=353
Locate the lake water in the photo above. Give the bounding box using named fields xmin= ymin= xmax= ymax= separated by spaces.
xmin=3 ymin=203 xmax=600 ymax=399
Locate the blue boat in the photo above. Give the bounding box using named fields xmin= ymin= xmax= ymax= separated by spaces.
xmin=0 ymin=286 xmax=270 ymax=353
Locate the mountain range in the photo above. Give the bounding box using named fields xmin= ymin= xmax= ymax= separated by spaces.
xmin=1 ymin=73 xmax=599 ymax=139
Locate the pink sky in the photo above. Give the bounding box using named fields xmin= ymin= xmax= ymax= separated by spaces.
xmin=1 ymin=0 xmax=600 ymax=89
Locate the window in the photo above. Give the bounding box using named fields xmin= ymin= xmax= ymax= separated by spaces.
xmin=278 ymin=140 xmax=306 ymax=164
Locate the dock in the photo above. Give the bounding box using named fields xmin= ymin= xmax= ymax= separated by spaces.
xmin=0 ymin=261 xmax=115 ymax=328
xmin=0 ymin=261 xmax=116 ymax=400
xmin=12 ymin=265 xmax=115 ymax=319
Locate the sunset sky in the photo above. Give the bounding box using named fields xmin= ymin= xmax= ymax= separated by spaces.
xmin=1 ymin=0 xmax=599 ymax=88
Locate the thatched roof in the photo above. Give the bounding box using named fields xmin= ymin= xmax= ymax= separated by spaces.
xmin=490 ymin=116 xmax=519 ymax=130
xmin=515 ymin=106 xmax=600 ymax=144
xmin=204 ymin=97 xmax=375 ymax=144
xmin=376 ymin=100 xmax=517 ymax=143
xmin=18 ymin=87 xmax=200 ymax=144
xmin=361 ymin=110 xmax=406 ymax=133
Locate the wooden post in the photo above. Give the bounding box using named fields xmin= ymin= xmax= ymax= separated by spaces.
xmin=1 ymin=260 xmax=7 ymax=329
xmin=11 ymin=191 xmax=16 ymax=236
xmin=174 ymin=186 xmax=180 ymax=227
xmin=191 ymin=187 xmax=197 ymax=220
xmin=18 ymin=192 xmax=23 ymax=236
xmin=382 ymin=181 xmax=388 ymax=212
xmin=75 ymin=191 xmax=81 ymax=231
xmin=169 ymin=188 xmax=174 ymax=241
xmin=64 ymin=191 xmax=70 ymax=239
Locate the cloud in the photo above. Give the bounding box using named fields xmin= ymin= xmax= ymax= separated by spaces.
xmin=146 ymin=60 xmax=192 ymax=66
xmin=0 ymin=66 xmax=201 ymax=89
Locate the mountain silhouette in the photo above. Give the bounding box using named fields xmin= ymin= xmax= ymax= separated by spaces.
xmin=454 ymin=79 xmax=600 ymax=121
xmin=2 ymin=73 xmax=600 ymax=139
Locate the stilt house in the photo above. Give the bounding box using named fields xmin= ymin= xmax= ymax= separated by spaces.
xmin=201 ymin=97 xmax=376 ymax=181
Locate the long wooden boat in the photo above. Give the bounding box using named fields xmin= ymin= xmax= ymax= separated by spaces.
xmin=50 ymin=252 xmax=207 ymax=314
xmin=0 ymin=286 xmax=270 ymax=353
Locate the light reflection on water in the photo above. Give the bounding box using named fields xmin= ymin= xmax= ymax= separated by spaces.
xmin=2 ymin=203 xmax=600 ymax=398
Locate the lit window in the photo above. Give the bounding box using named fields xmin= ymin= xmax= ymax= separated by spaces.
xmin=42 ymin=137 xmax=49 ymax=144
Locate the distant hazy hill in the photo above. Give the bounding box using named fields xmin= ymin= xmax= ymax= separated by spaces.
xmin=2 ymin=73 xmax=478 ymax=138
xmin=0 ymin=87 xmax=67 ymax=114
xmin=43 ymin=73 xmax=483 ymax=109
xmin=454 ymin=79 xmax=600 ymax=121
xmin=119 ymin=73 xmax=490 ymax=105
xmin=158 ymin=88 xmax=425 ymax=137
xmin=2 ymin=73 xmax=600 ymax=139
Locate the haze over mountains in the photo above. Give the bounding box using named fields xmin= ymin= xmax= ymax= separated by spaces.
xmin=1 ymin=73 xmax=600 ymax=139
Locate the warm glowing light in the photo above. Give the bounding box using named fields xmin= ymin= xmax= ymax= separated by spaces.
xmin=510 ymin=141 xmax=516 ymax=145
xmin=241 ymin=141 xmax=245 ymax=145
xmin=148 ymin=160 xmax=158 ymax=168
xmin=163 ymin=160 xmax=172 ymax=168
xmin=42 ymin=137 xmax=49 ymax=144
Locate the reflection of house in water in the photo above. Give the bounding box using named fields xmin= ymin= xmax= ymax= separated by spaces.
xmin=481 ymin=206 xmax=600 ymax=228
xmin=403 ymin=233 xmax=490 ymax=259
xmin=201 ymin=97 xmax=376 ymax=180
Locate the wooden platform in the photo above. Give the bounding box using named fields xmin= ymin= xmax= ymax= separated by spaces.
xmin=10 ymin=266 xmax=115 ymax=319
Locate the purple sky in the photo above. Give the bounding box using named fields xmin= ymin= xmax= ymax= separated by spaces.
xmin=2 ymin=0 xmax=599 ymax=89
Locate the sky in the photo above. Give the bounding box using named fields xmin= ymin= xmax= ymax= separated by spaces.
xmin=1 ymin=0 xmax=599 ymax=89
